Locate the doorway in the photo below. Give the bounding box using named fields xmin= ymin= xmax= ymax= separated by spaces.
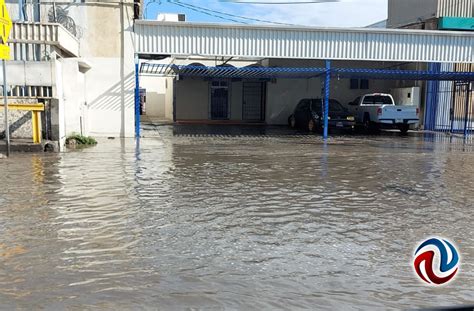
xmin=210 ymin=81 xmax=230 ymax=120
xmin=242 ymin=82 xmax=265 ymax=121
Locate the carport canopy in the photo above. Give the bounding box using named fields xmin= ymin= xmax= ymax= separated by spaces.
xmin=136 ymin=62 xmax=474 ymax=140
xmin=140 ymin=63 xmax=474 ymax=81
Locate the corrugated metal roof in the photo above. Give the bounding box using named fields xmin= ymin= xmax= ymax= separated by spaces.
xmin=140 ymin=63 xmax=474 ymax=81
xmin=437 ymin=0 xmax=474 ymax=18
xmin=135 ymin=21 xmax=474 ymax=63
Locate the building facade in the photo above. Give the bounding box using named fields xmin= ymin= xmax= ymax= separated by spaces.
xmin=3 ymin=0 xmax=140 ymax=148
xmin=136 ymin=19 xmax=473 ymax=130
xmin=388 ymin=0 xmax=474 ymax=133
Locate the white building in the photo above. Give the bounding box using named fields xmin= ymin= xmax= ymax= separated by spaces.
xmin=3 ymin=0 xmax=140 ymax=148
xmin=135 ymin=19 xmax=473 ymax=130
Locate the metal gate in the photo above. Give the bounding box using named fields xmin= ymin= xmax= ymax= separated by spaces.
xmin=210 ymin=81 xmax=229 ymax=120
xmin=451 ymin=82 xmax=473 ymax=136
xmin=425 ymin=80 xmax=473 ymax=135
xmin=242 ymin=82 xmax=265 ymax=121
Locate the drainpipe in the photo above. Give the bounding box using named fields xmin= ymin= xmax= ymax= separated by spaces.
xmin=18 ymin=0 xmax=24 ymax=21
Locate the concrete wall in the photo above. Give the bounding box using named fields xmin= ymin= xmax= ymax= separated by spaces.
xmin=75 ymin=4 xmax=136 ymax=137
xmin=139 ymin=76 xmax=174 ymax=120
xmin=6 ymin=1 xmax=136 ymax=138
xmin=176 ymin=79 xmax=209 ymax=120
xmin=175 ymin=78 xmax=245 ymax=121
xmin=140 ymin=76 xmax=166 ymax=118
xmin=388 ymin=0 xmax=438 ymax=28
xmin=60 ymin=59 xmax=87 ymax=136
xmin=0 ymin=99 xmax=38 ymax=139
xmin=264 ymin=59 xmax=403 ymax=125
xmin=266 ymin=78 xmax=319 ymax=125
xmin=164 ymin=77 xmax=174 ymax=120
xmin=0 ymin=61 xmax=54 ymax=86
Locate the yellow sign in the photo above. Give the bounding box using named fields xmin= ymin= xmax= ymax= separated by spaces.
xmin=0 ymin=43 xmax=9 ymax=60
xmin=0 ymin=0 xmax=12 ymax=45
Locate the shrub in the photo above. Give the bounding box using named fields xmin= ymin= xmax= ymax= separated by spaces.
xmin=66 ymin=133 xmax=97 ymax=146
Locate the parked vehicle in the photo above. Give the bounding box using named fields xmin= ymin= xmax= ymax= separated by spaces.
xmin=347 ymin=93 xmax=419 ymax=134
xmin=288 ymin=98 xmax=355 ymax=132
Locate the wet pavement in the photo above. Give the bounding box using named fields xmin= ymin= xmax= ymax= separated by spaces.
xmin=0 ymin=125 xmax=473 ymax=309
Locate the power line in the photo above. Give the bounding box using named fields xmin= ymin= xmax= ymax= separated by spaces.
xmin=168 ymin=0 xmax=301 ymax=26
xmin=169 ymin=0 xmax=248 ymax=23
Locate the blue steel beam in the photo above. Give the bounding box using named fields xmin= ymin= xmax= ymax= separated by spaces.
xmin=135 ymin=57 xmax=141 ymax=138
xmin=139 ymin=63 xmax=474 ymax=82
xmin=323 ymin=60 xmax=331 ymax=140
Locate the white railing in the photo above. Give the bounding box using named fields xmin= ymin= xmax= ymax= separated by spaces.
xmin=8 ymin=22 xmax=80 ymax=61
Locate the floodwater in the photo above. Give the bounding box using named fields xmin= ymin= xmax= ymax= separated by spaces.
xmin=0 ymin=125 xmax=473 ymax=310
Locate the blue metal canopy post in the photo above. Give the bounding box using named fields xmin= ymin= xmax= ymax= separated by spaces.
xmin=134 ymin=56 xmax=140 ymax=138
xmin=464 ymin=83 xmax=471 ymax=138
xmin=323 ymin=60 xmax=331 ymax=140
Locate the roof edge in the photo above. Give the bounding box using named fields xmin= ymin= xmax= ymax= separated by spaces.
xmin=135 ymin=20 xmax=474 ymax=37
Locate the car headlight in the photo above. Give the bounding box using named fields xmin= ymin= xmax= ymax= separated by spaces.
xmin=346 ymin=116 xmax=355 ymax=121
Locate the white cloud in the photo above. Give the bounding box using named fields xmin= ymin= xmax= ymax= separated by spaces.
xmin=217 ymin=0 xmax=388 ymax=27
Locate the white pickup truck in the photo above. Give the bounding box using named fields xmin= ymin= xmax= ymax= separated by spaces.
xmin=347 ymin=93 xmax=419 ymax=134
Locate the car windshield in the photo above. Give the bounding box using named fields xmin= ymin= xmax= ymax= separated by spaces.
xmin=362 ymin=95 xmax=393 ymax=105
xmin=311 ymin=99 xmax=344 ymax=113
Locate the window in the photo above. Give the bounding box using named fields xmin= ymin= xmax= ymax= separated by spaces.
xmin=360 ymin=79 xmax=369 ymax=89
xmin=350 ymin=79 xmax=369 ymax=90
xmin=311 ymin=99 xmax=344 ymax=112
xmin=362 ymin=96 xmax=393 ymax=106
xmin=296 ymin=99 xmax=311 ymax=112
xmin=350 ymin=79 xmax=359 ymax=89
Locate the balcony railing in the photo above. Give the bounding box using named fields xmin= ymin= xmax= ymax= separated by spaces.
xmin=8 ymin=22 xmax=80 ymax=61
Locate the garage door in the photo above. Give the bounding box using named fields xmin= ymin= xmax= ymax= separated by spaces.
xmin=243 ymin=82 xmax=265 ymax=121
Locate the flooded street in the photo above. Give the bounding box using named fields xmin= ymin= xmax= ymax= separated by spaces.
xmin=0 ymin=125 xmax=473 ymax=309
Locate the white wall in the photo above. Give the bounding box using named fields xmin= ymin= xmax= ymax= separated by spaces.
xmin=266 ymin=78 xmax=320 ymax=125
xmin=164 ymin=77 xmax=174 ymax=120
xmin=11 ymin=1 xmax=136 ymax=137
xmin=140 ymin=76 xmax=166 ymax=118
xmin=79 ymin=4 xmax=136 ymax=137
xmin=0 ymin=61 xmax=54 ymax=86
xmin=86 ymin=57 xmax=135 ymax=137
xmin=175 ymin=78 xmax=246 ymax=121
xmin=175 ymin=79 xmax=209 ymax=120
xmin=60 ymin=59 xmax=87 ymax=136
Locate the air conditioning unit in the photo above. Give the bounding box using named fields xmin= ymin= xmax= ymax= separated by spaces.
xmin=157 ymin=13 xmax=186 ymax=22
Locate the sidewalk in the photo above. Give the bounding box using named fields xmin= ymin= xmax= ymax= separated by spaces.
xmin=0 ymin=138 xmax=45 ymax=153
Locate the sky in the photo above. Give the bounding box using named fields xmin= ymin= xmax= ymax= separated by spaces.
xmin=144 ymin=0 xmax=388 ymax=28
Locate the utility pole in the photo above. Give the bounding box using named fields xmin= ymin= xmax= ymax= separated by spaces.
xmin=2 ymin=60 xmax=9 ymax=156
xmin=0 ymin=0 xmax=12 ymax=156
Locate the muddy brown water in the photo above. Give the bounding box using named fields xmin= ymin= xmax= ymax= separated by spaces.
xmin=0 ymin=126 xmax=473 ymax=310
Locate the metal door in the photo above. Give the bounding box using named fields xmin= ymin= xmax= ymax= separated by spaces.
xmin=242 ymin=82 xmax=265 ymax=121
xmin=210 ymin=81 xmax=229 ymax=120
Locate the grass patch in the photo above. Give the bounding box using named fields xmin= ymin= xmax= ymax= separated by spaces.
xmin=66 ymin=133 xmax=97 ymax=146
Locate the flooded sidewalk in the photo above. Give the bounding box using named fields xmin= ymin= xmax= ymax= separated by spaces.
xmin=0 ymin=125 xmax=473 ymax=309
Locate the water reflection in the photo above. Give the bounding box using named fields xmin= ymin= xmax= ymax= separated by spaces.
xmin=0 ymin=127 xmax=473 ymax=309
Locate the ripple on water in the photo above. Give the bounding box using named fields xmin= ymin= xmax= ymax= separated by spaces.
xmin=0 ymin=129 xmax=473 ymax=309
